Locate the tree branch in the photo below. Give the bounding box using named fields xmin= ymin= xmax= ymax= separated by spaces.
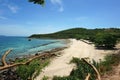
xmin=85 ymin=73 xmax=90 ymax=80
xmin=82 ymin=58 xmax=101 ymax=80
xmin=1 ymin=49 xmax=12 ymax=66
xmin=0 ymin=49 xmax=50 ymax=70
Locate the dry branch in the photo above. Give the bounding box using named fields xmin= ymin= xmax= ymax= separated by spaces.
xmin=82 ymin=58 xmax=101 ymax=80
xmin=85 ymin=73 xmax=90 ymax=80
xmin=0 ymin=49 xmax=50 ymax=71
xmin=1 ymin=49 xmax=12 ymax=66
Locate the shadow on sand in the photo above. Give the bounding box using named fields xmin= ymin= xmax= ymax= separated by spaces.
xmin=95 ymin=46 xmax=119 ymax=50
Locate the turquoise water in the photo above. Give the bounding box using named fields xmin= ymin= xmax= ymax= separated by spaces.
xmin=0 ymin=36 xmax=66 ymax=59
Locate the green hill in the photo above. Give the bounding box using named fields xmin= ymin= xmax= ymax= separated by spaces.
xmin=29 ymin=28 xmax=120 ymax=39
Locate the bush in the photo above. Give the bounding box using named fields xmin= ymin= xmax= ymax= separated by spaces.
xmin=53 ymin=54 xmax=120 ymax=80
xmin=94 ymin=33 xmax=117 ymax=48
xmin=99 ymin=53 xmax=120 ymax=74
xmin=42 ymin=76 xmax=49 ymax=80
xmin=53 ymin=57 xmax=98 ymax=80
xmin=16 ymin=59 xmax=50 ymax=80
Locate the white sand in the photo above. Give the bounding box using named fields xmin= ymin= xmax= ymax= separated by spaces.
xmin=35 ymin=39 xmax=113 ymax=80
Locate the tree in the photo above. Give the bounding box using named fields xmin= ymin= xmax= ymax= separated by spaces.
xmin=94 ymin=32 xmax=117 ymax=48
xmin=29 ymin=0 xmax=45 ymax=5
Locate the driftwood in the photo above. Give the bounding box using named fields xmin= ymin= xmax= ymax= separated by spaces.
xmin=0 ymin=49 xmax=101 ymax=80
xmin=85 ymin=73 xmax=90 ymax=80
xmin=1 ymin=49 xmax=12 ymax=66
xmin=0 ymin=49 xmax=50 ymax=70
xmin=82 ymin=58 xmax=101 ymax=80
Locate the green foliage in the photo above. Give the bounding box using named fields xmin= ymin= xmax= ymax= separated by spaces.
xmin=16 ymin=59 xmax=50 ymax=80
xmin=42 ymin=76 xmax=49 ymax=80
xmin=16 ymin=65 xmax=29 ymax=80
xmin=99 ymin=53 xmax=120 ymax=73
xmin=53 ymin=57 xmax=98 ymax=80
xmin=53 ymin=53 xmax=120 ymax=80
xmin=29 ymin=28 xmax=120 ymax=44
xmin=29 ymin=28 xmax=120 ymax=49
xmin=29 ymin=0 xmax=45 ymax=5
xmin=28 ymin=28 xmax=120 ymax=80
xmin=15 ymin=58 xmax=27 ymax=63
xmin=117 ymin=38 xmax=120 ymax=42
xmin=100 ymin=55 xmax=113 ymax=72
xmin=53 ymin=76 xmax=75 ymax=80
xmin=29 ymin=28 xmax=89 ymax=39
xmin=94 ymin=33 xmax=117 ymax=48
xmin=16 ymin=59 xmax=40 ymax=80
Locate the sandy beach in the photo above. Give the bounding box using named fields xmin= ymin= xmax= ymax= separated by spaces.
xmin=35 ymin=39 xmax=114 ymax=80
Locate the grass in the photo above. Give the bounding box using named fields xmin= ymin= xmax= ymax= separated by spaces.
xmin=16 ymin=58 xmax=50 ymax=80
xmin=15 ymin=49 xmax=120 ymax=80
xmin=42 ymin=76 xmax=49 ymax=80
xmin=53 ymin=51 xmax=120 ymax=80
xmin=15 ymin=58 xmax=27 ymax=63
xmin=53 ymin=57 xmax=97 ymax=80
xmin=99 ymin=52 xmax=120 ymax=74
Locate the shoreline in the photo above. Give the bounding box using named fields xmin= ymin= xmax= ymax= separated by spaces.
xmin=0 ymin=38 xmax=67 ymax=60
xmin=7 ymin=46 xmax=68 ymax=65
xmin=0 ymin=45 xmax=69 ymax=80
xmin=35 ymin=39 xmax=118 ymax=80
xmin=1 ymin=39 xmax=119 ymax=80
xmin=0 ymin=46 xmax=68 ymax=73
xmin=22 ymin=39 xmax=70 ymax=58
xmin=0 ymin=39 xmax=70 ymax=68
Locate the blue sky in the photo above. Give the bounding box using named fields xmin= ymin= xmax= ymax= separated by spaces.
xmin=0 ymin=0 xmax=120 ymax=36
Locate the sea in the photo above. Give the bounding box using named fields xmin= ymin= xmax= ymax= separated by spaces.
xmin=0 ymin=36 xmax=66 ymax=60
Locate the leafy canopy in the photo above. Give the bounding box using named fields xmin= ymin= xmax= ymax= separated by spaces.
xmin=29 ymin=0 xmax=45 ymax=5
xmin=94 ymin=32 xmax=117 ymax=48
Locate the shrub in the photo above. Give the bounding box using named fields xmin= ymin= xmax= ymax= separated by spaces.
xmin=99 ymin=53 xmax=120 ymax=74
xmin=53 ymin=54 xmax=120 ymax=80
xmin=53 ymin=57 xmax=98 ymax=80
xmin=42 ymin=76 xmax=49 ymax=80
xmin=94 ymin=33 xmax=117 ymax=48
xmin=16 ymin=59 xmax=50 ymax=80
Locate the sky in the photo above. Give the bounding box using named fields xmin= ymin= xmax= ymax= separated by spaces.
xmin=0 ymin=0 xmax=120 ymax=36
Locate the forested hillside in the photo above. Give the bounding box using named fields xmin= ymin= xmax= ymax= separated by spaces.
xmin=29 ymin=28 xmax=120 ymax=40
xmin=29 ymin=28 xmax=120 ymax=48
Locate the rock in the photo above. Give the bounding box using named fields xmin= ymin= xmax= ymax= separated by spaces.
xmin=0 ymin=68 xmax=22 ymax=80
xmin=35 ymin=53 xmax=39 ymax=56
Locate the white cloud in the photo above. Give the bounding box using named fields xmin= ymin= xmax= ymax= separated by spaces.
xmin=51 ymin=0 xmax=62 ymax=5
xmin=0 ymin=0 xmax=19 ymax=13
xmin=50 ymin=0 xmax=64 ymax=12
xmin=7 ymin=4 xmax=19 ymax=13
xmin=0 ymin=16 xmax=8 ymax=20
